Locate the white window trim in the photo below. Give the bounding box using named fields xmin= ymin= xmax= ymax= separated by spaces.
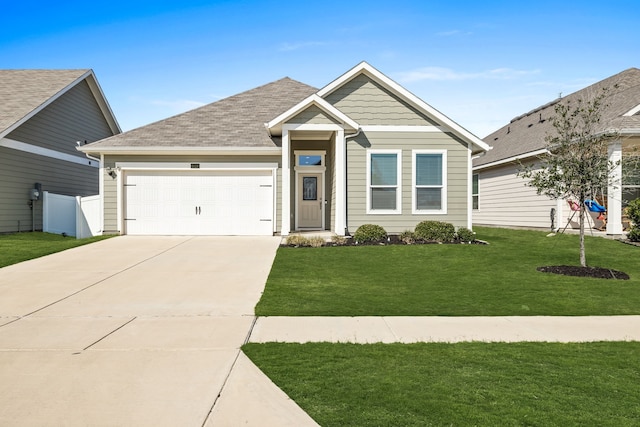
xmin=412 ymin=149 xmax=447 ymax=215
xmin=366 ymin=149 xmax=402 ymax=215
xmin=294 ymin=150 xmax=326 ymax=170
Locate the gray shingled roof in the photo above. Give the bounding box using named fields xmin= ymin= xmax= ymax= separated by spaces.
xmin=475 ymin=68 xmax=640 ymax=168
xmin=85 ymin=77 xmax=318 ymax=150
xmin=0 ymin=69 xmax=89 ymax=135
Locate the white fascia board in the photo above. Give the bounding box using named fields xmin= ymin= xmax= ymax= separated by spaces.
xmin=1 ymin=137 xmax=99 ymax=168
xmin=115 ymin=162 xmax=279 ymax=170
xmin=78 ymin=146 xmax=282 ymax=156
xmin=618 ymin=128 xmax=640 ymax=135
xmin=472 ymin=148 xmax=549 ymax=171
xmin=266 ymin=94 xmax=358 ymax=133
xmin=623 ymin=103 xmax=640 ymax=117
xmin=318 ymin=61 xmax=491 ymax=154
xmin=84 ymin=70 xmax=122 ymax=134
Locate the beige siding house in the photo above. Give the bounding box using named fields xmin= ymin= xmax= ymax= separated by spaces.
xmin=473 ymin=68 xmax=640 ymax=235
xmin=0 ymin=70 xmax=120 ymax=233
xmin=80 ymin=62 xmax=489 ymax=236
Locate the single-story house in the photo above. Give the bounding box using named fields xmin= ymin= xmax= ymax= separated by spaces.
xmin=0 ymin=70 xmax=120 ymax=233
xmin=473 ymin=68 xmax=640 ymax=235
xmin=79 ymin=62 xmax=490 ymax=236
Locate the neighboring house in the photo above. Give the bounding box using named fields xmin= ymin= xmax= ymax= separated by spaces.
xmin=79 ymin=62 xmax=490 ymax=236
xmin=0 ymin=70 xmax=120 ymax=233
xmin=473 ymin=68 xmax=640 ymax=235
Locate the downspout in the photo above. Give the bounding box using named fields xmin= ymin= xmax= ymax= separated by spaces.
xmin=344 ymin=128 xmax=362 ymax=236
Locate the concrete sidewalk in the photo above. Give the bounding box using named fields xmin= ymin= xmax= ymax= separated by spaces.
xmin=250 ymin=315 xmax=640 ymax=343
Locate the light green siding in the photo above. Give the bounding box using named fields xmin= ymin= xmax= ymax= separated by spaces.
xmin=287 ymin=105 xmax=341 ymax=125
xmin=102 ymin=154 xmax=281 ymax=234
xmin=0 ymin=147 xmax=98 ymax=233
xmin=324 ymin=74 xmax=440 ymax=126
xmin=346 ymin=131 xmax=470 ymax=233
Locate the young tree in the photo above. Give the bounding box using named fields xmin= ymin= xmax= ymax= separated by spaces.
xmin=519 ymin=88 xmax=619 ymax=267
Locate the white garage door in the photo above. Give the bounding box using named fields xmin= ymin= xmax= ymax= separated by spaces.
xmin=124 ymin=170 xmax=274 ymax=235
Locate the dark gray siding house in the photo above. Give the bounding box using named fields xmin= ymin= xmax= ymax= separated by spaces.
xmin=0 ymin=70 xmax=120 ymax=233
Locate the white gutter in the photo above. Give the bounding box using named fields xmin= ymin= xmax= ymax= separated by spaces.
xmin=473 ymin=148 xmax=549 ymax=171
xmin=77 ymin=146 xmax=283 ymax=156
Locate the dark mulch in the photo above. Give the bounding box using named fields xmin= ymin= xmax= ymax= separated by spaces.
xmin=281 ymin=235 xmax=488 ymax=248
xmin=537 ymin=265 xmax=630 ymax=280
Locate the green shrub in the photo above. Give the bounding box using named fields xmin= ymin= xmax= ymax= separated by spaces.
xmin=456 ymin=227 xmax=475 ymax=243
xmin=354 ymin=224 xmax=387 ymax=244
xmin=628 ymin=228 xmax=640 ymax=242
xmin=414 ymin=221 xmax=456 ymax=242
xmin=399 ymin=230 xmax=415 ymax=244
xmin=626 ymin=198 xmax=640 ymax=225
xmin=626 ymin=199 xmax=640 ymax=242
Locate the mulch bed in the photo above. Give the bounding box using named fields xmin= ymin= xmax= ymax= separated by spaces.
xmin=282 ymin=235 xmax=489 ymax=247
xmin=537 ymin=265 xmax=630 ymax=280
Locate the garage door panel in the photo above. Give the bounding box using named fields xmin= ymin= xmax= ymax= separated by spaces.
xmin=124 ymin=170 xmax=274 ymax=236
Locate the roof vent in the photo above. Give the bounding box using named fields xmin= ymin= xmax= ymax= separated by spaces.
xmin=507 ymin=126 xmax=511 ymax=134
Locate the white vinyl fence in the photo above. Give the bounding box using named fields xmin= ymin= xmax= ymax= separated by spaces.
xmin=42 ymin=191 xmax=101 ymax=239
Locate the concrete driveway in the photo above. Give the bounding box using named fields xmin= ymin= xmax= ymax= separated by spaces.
xmin=0 ymin=236 xmax=317 ymax=427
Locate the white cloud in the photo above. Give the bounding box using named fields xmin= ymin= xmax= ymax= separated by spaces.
xmin=435 ymin=29 xmax=472 ymax=36
xmin=397 ymin=67 xmax=540 ymax=83
xmin=278 ymin=41 xmax=328 ymax=52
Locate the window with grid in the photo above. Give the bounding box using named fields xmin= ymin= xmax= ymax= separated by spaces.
xmin=367 ymin=150 xmax=401 ymax=213
xmin=413 ymin=150 xmax=447 ymax=213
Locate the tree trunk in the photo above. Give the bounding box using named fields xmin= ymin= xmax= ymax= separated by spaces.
xmin=579 ymin=204 xmax=587 ymax=267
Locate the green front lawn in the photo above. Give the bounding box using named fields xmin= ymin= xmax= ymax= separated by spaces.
xmin=0 ymin=232 xmax=112 ymax=268
xmin=243 ymin=342 xmax=640 ymax=427
xmin=255 ymin=227 xmax=640 ymax=316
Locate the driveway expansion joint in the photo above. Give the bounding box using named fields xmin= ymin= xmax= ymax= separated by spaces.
xmin=82 ymin=317 xmax=137 ymax=351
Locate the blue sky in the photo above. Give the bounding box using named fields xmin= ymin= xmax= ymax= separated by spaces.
xmin=2 ymin=0 xmax=637 ymax=137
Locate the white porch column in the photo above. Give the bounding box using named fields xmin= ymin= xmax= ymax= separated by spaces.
xmin=607 ymin=139 xmax=623 ymax=235
xmin=334 ymin=129 xmax=346 ymax=235
xmin=281 ymin=128 xmax=291 ymax=236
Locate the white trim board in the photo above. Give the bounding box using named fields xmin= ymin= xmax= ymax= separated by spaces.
xmin=266 ymin=94 xmax=359 ymax=133
xmin=1 ymin=137 xmax=99 ymax=168
xmin=115 ymin=162 xmax=278 ymax=170
xmin=623 ymin=103 xmax=640 ymax=117
xmin=473 ymin=149 xmax=549 ymax=171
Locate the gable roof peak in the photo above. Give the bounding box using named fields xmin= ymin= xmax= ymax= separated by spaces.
xmin=317 ymin=61 xmax=490 ymax=154
xmin=0 ymin=68 xmax=120 ymax=137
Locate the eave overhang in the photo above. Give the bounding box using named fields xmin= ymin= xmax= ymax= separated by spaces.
xmin=77 ymin=145 xmax=282 ymax=157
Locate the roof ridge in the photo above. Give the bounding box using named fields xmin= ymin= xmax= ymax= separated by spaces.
xmin=508 ymin=67 xmax=640 ymax=124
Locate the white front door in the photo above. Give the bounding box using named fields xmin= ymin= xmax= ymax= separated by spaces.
xmin=297 ymin=173 xmax=323 ymax=229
